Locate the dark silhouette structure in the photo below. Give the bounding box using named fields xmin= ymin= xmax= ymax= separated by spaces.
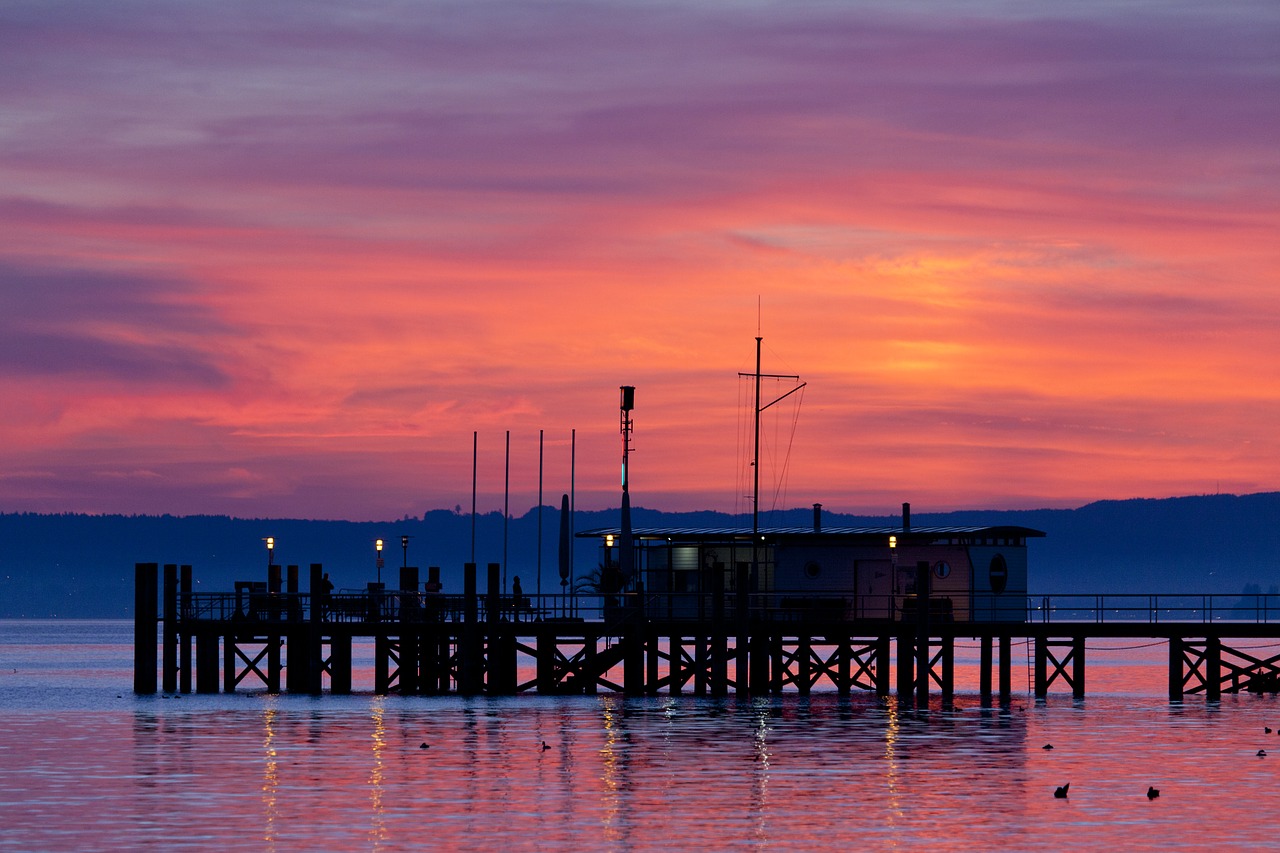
xmin=134 ymin=553 xmax=1280 ymax=702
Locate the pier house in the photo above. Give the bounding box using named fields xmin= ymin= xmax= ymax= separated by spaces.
xmin=582 ymin=511 xmax=1042 ymax=624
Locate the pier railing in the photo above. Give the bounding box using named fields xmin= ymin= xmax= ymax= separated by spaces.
xmin=1027 ymin=593 xmax=1280 ymax=624
xmin=174 ymin=590 xmax=1280 ymax=626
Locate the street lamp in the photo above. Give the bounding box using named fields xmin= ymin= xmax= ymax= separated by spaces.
xmin=265 ymin=536 xmax=275 ymax=569
xmin=375 ymin=538 xmax=384 ymax=585
xmin=400 ymin=535 xmax=411 ymax=569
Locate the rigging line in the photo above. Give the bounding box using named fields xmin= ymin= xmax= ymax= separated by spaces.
xmin=772 ymin=383 xmax=805 ymax=513
xmin=767 ymin=379 xmax=790 ymax=515
xmin=740 ymin=374 xmax=755 ymax=520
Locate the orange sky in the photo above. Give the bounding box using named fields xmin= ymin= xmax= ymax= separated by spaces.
xmin=1 ymin=2 xmax=1277 ymax=520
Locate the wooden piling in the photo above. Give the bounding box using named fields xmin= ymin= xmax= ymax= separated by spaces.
xmin=329 ymin=632 xmax=353 ymax=694
xmin=195 ymin=627 xmax=219 ymax=693
xmin=979 ymin=634 xmax=993 ymax=704
xmin=915 ymin=561 xmax=930 ymax=706
xmin=459 ymin=563 xmax=480 ymax=695
xmin=399 ymin=566 xmax=420 ymax=695
xmin=998 ymin=634 xmax=1012 ymax=703
xmin=1073 ymin=636 xmax=1085 ymax=700
xmin=180 ymin=566 xmax=192 ymax=693
xmin=267 ymin=564 xmax=281 ymax=694
xmin=223 ymin=630 xmax=237 ymax=694
xmin=1206 ymin=635 xmax=1221 ymax=701
xmin=1169 ymin=636 xmax=1183 ymax=701
xmin=307 ymin=564 xmax=324 ymax=695
xmin=162 ymin=564 xmax=177 ymax=693
xmin=874 ymin=637 xmax=891 ymax=695
xmin=710 ymin=563 xmax=728 ymax=697
xmin=133 ymin=563 xmax=158 ymax=695
xmin=735 ymin=562 xmax=750 ymax=694
xmin=896 ymin=634 xmax=913 ymax=699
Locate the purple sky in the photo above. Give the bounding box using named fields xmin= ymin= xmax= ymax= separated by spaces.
xmin=2 ymin=1 xmax=1278 ymax=520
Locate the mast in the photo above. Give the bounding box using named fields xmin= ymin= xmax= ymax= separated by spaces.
xmin=740 ymin=336 xmax=804 ymax=608
xmin=753 ymin=337 xmax=762 ymax=538
xmin=740 ymin=337 xmax=805 ymax=536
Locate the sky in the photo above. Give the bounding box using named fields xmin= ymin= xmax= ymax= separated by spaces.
xmin=1 ymin=0 xmax=1278 ymax=521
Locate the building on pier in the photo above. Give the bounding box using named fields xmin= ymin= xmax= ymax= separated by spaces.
xmin=581 ymin=505 xmax=1044 ymax=623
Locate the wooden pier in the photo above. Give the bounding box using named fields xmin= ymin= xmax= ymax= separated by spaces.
xmin=134 ymin=561 xmax=1280 ymax=702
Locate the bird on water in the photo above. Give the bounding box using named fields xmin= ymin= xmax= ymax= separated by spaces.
xmin=1259 ymin=749 xmax=1268 ymax=757
xmin=1042 ymin=744 xmax=1054 ymax=750
xmin=542 ymin=741 xmax=551 ymax=751
xmin=1054 ymin=784 xmax=1069 ymax=798
xmin=1147 ymin=786 xmax=1160 ymax=799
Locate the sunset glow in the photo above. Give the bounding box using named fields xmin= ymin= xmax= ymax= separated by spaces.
xmin=2 ymin=1 xmax=1277 ymax=519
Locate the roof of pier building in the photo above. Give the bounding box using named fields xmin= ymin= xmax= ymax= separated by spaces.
xmin=578 ymin=525 xmax=1045 ymax=544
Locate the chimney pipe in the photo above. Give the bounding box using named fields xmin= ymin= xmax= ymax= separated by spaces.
xmin=902 ymin=502 xmax=911 ymax=533
xmin=813 ymin=503 xmax=822 ymax=533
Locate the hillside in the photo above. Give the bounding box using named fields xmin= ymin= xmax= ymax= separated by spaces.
xmin=1 ymin=493 xmax=1277 ymax=617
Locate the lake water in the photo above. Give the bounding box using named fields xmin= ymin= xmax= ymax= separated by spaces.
xmin=2 ymin=620 xmax=1278 ymax=851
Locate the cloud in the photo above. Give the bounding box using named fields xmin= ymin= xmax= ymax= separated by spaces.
xmin=0 ymin=261 xmax=233 ymax=387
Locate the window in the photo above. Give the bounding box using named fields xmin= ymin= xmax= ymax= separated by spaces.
xmin=989 ymin=554 xmax=1008 ymax=594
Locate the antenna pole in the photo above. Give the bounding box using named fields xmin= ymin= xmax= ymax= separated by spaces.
xmin=753 ymin=337 xmax=762 ymax=538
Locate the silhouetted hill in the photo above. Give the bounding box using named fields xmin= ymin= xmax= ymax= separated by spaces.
xmin=1 ymin=492 xmax=1278 ymax=617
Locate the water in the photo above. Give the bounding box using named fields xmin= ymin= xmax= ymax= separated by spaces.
xmin=2 ymin=621 xmax=1278 ymax=851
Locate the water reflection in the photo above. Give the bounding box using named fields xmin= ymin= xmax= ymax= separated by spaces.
xmin=367 ymin=701 xmax=387 ymax=849
xmin=0 ymin=690 xmax=1262 ymax=851
xmin=750 ymin=698 xmax=772 ymax=847
xmin=260 ymin=705 xmax=279 ymax=852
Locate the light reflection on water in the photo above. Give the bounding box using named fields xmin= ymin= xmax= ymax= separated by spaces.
xmin=2 ymin=622 xmax=1280 ymax=851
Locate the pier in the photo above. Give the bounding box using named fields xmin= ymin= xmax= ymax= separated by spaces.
xmin=134 ymin=561 xmax=1280 ymax=702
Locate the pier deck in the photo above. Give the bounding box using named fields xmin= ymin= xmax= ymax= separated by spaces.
xmin=134 ymin=562 xmax=1280 ymax=703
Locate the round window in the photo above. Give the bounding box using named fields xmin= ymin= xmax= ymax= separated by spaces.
xmin=989 ymin=554 xmax=1008 ymax=594
xmin=933 ymin=560 xmax=951 ymax=579
xmin=804 ymin=561 xmax=821 ymax=579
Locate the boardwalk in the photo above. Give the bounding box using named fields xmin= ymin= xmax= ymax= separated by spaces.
xmin=134 ymin=562 xmax=1280 ymax=702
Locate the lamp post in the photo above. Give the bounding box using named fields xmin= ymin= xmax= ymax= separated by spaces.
xmin=265 ymin=536 xmax=275 ymax=569
xmin=619 ymin=386 xmax=635 ymax=591
xmin=375 ymin=538 xmax=384 ymax=585
xmin=401 ymin=535 xmax=411 ymax=570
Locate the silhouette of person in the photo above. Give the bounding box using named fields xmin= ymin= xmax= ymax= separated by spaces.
xmin=316 ymin=572 xmax=335 ymax=622
xmin=512 ymin=576 xmax=523 ymax=621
